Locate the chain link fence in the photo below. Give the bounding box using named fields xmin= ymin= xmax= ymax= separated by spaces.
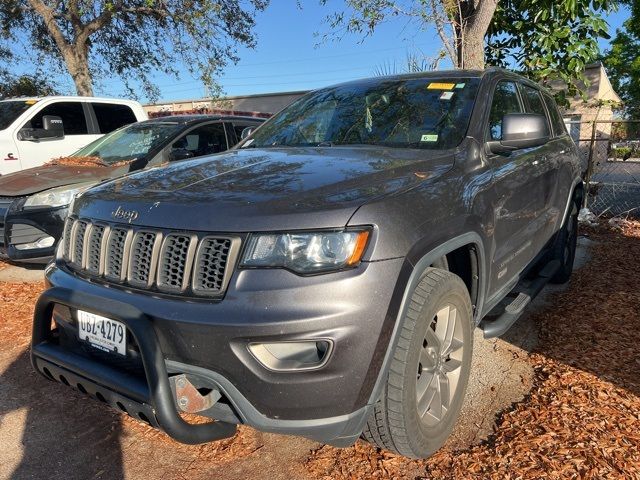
xmin=571 ymin=119 xmax=640 ymax=218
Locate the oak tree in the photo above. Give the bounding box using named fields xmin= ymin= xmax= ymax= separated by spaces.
xmin=0 ymin=0 xmax=269 ymax=98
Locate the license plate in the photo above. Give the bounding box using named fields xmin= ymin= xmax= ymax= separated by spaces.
xmin=77 ymin=310 xmax=127 ymax=356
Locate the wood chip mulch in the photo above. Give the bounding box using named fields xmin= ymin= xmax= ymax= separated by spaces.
xmin=45 ymin=156 xmax=133 ymax=168
xmin=305 ymin=221 xmax=640 ymax=479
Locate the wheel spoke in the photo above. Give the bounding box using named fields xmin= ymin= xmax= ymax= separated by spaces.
xmin=438 ymin=372 xmax=450 ymax=412
xmin=434 ymin=305 xmax=450 ymax=344
xmin=440 ymin=307 xmax=457 ymax=355
xmin=419 ymin=348 xmax=436 ymax=371
xmin=417 ymin=373 xmax=437 ymax=418
xmin=441 ymin=357 xmax=462 ymax=373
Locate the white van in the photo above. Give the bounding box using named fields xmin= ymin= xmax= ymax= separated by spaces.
xmin=0 ymin=96 xmax=147 ymax=175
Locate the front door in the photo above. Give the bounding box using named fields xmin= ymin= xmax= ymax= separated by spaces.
xmin=486 ymin=80 xmax=550 ymax=297
xmin=16 ymin=101 xmax=101 ymax=170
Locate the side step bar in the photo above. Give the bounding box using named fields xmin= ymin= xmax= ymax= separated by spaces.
xmin=481 ymin=260 xmax=560 ymax=338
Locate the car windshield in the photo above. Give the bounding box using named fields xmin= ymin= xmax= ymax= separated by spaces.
xmin=0 ymin=100 xmax=36 ymax=130
xmin=73 ymin=121 xmax=183 ymax=164
xmin=245 ymin=77 xmax=480 ymax=150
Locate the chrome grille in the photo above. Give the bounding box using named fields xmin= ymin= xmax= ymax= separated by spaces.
xmin=61 ymin=217 xmax=239 ymax=298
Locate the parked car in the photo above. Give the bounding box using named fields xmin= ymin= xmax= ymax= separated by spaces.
xmin=31 ymin=69 xmax=582 ymax=459
xmin=0 ymin=115 xmax=263 ymax=263
xmin=0 ymin=96 xmax=147 ymax=176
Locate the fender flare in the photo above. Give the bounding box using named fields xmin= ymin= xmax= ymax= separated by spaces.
xmin=366 ymin=231 xmax=486 ymax=407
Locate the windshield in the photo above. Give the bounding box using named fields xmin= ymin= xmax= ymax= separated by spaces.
xmin=245 ymin=77 xmax=480 ymax=150
xmin=73 ymin=122 xmax=183 ymax=164
xmin=0 ymin=100 xmax=35 ymax=130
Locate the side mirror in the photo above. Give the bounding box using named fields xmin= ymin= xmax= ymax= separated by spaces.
xmin=488 ymin=113 xmax=549 ymax=154
xmin=18 ymin=115 xmax=65 ymax=141
xmin=169 ymin=148 xmax=195 ymax=162
xmin=240 ymin=126 xmax=254 ymax=140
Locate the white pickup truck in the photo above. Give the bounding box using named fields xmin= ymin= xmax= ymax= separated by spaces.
xmin=0 ymin=96 xmax=147 ymax=175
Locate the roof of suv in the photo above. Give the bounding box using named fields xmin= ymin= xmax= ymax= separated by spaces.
xmin=0 ymin=95 xmax=142 ymax=105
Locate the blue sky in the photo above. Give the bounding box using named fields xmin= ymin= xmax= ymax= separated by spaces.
xmin=74 ymin=2 xmax=631 ymax=102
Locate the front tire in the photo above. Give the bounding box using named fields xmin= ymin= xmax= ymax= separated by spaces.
xmin=362 ymin=268 xmax=473 ymax=459
xmin=550 ymin=202 xmax=578 ymax=284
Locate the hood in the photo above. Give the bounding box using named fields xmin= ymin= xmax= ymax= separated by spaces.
xmin=0 ymin=164 xmax=128 ymax=197
xmin=75 ymin=147 xmax=454 ymax=231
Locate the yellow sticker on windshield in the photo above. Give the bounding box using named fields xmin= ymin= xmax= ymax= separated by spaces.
xmin=25 ymin=100 xmax=38 ymax=105
xmin=421 ymin=134 xmax=438 ymax=142
xmin=427 ymin=83 xmax=455 ymax=90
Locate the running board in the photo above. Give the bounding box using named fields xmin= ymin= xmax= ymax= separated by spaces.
xmin=481 ymin=260 xmax=560 ymax=339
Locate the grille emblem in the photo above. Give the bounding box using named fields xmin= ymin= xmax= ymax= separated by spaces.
xmin=111 ymin=206 xmax=139 ymax=223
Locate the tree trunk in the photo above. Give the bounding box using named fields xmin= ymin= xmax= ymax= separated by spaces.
xmin=456 ymin=0 xmax=500 ymax=69
xmin=67 ymin=49 xmax=94 ymax=96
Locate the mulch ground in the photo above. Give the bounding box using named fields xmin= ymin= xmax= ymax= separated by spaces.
xmin=305 ymin=222 xmax=640 ymax=479
xmin=1 ymin=222 xmax=639 ymax=479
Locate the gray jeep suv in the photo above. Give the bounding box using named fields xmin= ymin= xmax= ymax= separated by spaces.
xmin=31 ymin=69 xmax=582 ymax=459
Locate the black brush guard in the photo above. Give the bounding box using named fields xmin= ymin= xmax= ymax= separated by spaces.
xmin=31 ymin=286 xmax=237 ymax=444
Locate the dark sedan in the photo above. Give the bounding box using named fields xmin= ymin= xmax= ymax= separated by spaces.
xmin=0 ymin=114 xmax=263 ymax=263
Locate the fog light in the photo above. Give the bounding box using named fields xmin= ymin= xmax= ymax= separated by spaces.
xmin=248 ymin=340 xmax=333 ymax=372
xmin=14 ymin=236 xmax=55 ymax=250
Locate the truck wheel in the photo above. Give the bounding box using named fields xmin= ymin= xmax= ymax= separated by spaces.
xmin=550 ymin=202 xmax=578 ymax=284
xmin=362 ymin=268 xmax=473 ymax=459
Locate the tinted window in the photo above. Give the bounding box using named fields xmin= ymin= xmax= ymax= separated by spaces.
xmin=74 ymin=121 xmax=183 ymax=164
xmin=488 ymin=81 xmax=522 ymax=141
xmin=233 ymin=122 xmax=261 ymax=142
xmin=246 ymin=78 xmax=481 ymax=150
xmin=521 ymin=84 xmax=550 ymax=135
xmin=91 ymin=103 xmax=138 ymax=133
xmin=0 ymin=100 xmax=33 ymax=130
xmin=542 ymin=94 xmax=567 ymax=137
xmin=27 ymin=101 xmax=88 ymax=134
xmin=171 ymin=123 xmax=227 ymax=157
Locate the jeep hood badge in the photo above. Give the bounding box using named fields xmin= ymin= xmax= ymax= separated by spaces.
xmin=111 ymin=206 xmax=139 ymax=223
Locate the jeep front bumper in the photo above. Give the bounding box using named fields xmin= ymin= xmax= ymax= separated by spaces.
xmin=31 ymin=258 xmax=405 ymax=445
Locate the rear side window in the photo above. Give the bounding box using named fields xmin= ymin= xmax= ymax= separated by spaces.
xmin=542 ymin=94 xmax=567 ymax=137
xmin=488 ymin=81 xmax=522 ymax=141
xmin=520 ymin=84 xmax=550 ymax=135
xmin=91 ymin=103 xmax=138 ymax=133
xmin=26 ymin=101 xmax=88 ymax=134
xmin=171 ymin=123 xmax=228 ymax=157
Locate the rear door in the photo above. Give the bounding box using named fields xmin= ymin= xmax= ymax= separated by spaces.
xmin=89 ymin=102 xmax=139 ymax=134
xmin=16 ymin=100 xmax=100 ymax=168
xmin=486 ymin=80 xmax=549 ymax=296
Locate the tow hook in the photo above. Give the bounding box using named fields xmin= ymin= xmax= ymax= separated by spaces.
xmin=170 ymin=374 xmax=221 ymax=414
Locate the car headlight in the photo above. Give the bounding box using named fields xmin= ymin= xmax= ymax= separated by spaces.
xmin=241 ymin=229 xmax=370 ymax=274
xmin=24 ymin=182 xmax=96 ymax=208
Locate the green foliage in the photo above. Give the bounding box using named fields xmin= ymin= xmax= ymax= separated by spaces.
xmin=487 ymin=0 xmax=616 ymax=98
xmin=0 ymin=74 xmax=59 ymax=98
xmin=0 ymin=0 xmax=269 ymax=99
xmin=603 ymin=0 xmax=640 ymax=118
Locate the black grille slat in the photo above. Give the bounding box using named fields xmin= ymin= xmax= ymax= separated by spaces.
xmin=60 ymin=217 xmax=237 ymax=298
xmin=86 ymin=225 xmax=106 ymax=274
xmin=62 ymin=218 xmax=75 ymax=260
xmin=105 ymin=228 xmax=129 ymax=280
xmin=72 ymin=221 xmax=88 ymax=266
xmin=157 ymin=234 xmax=192 ymax=292
xmin=193 ymin=238 xmax=232 ymax=295
xmin=128 ymin=231 xmax=158 ymax=286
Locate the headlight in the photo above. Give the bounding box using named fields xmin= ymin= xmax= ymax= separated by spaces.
xmin=241 ymin=229 xmax=370 ymax=274
xmin=24 ymin=182 xmax=96 ymax=208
